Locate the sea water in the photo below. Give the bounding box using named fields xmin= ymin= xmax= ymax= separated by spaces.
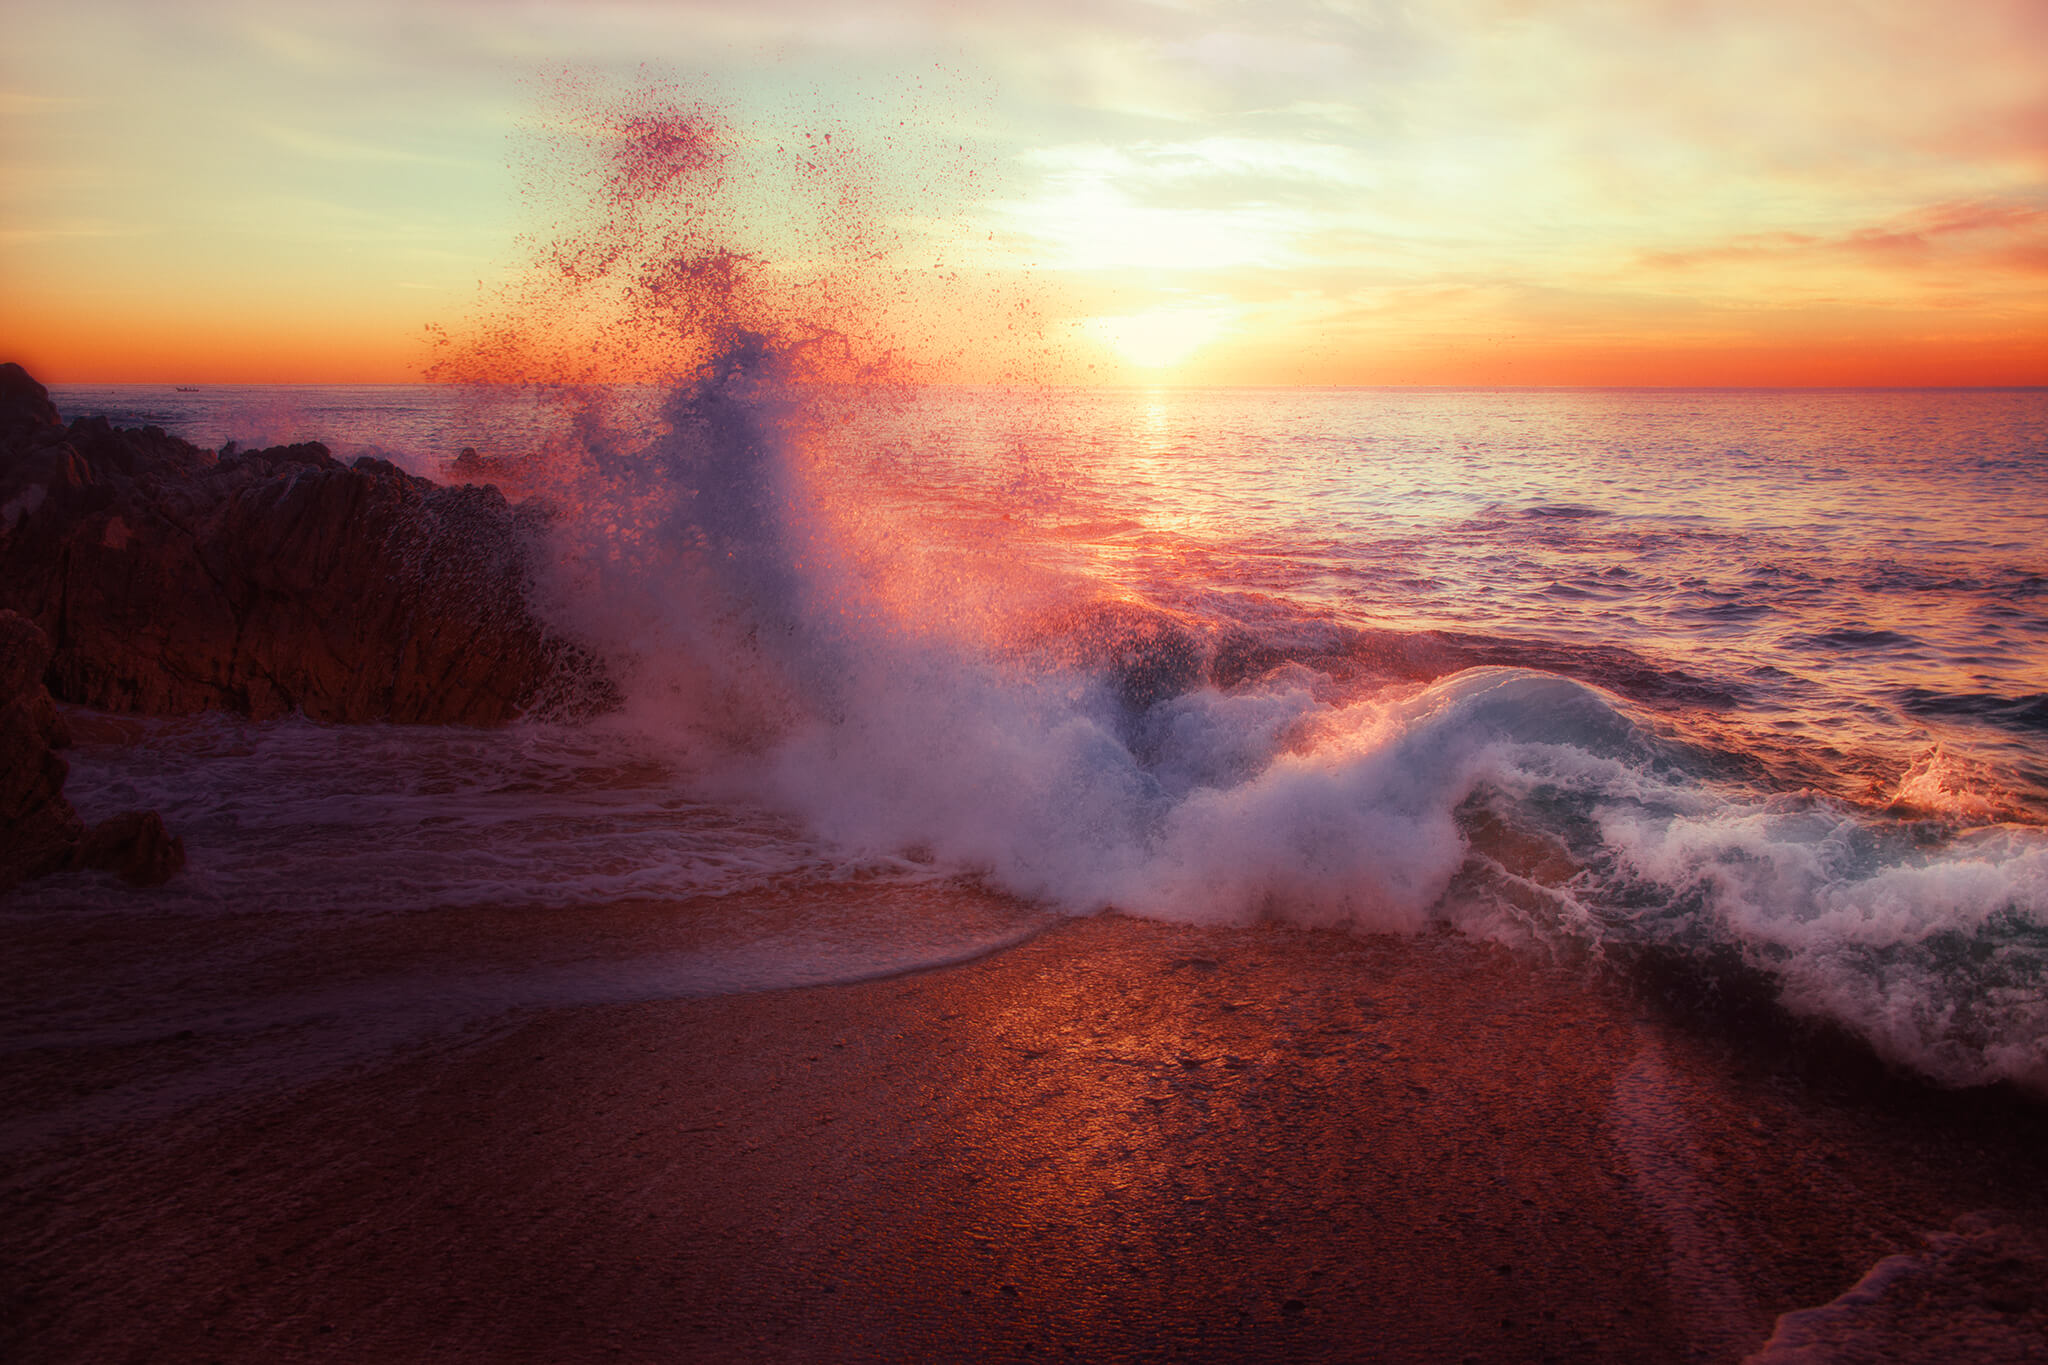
xmin=20 ymin=380 xmax=2048 ymax=1092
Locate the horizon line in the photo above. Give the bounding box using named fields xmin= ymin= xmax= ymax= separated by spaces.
xmin=38 ymin=377 xmax=2048 ymax=394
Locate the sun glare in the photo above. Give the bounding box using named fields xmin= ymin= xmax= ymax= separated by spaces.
xmin=1089 ymin=308 xmax=1231 ymax=371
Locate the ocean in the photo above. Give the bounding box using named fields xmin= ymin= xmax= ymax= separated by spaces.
xmin=20 ymin=379 xmax=2048 ymax=1094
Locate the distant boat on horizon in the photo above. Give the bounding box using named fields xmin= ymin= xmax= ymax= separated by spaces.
xmin=174 ymin=385 xmax=200 ymax=392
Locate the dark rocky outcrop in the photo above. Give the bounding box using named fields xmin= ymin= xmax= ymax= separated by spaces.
xmin=0 ymin=609 xmax=84 ymax=891
xmin=0 ymin=363 xmax=608 ymax=725
xmin=0 ymin=360 xmax=61 ymax=434
xmin=77 ymin=809 xmax=187 ymax=886
xmin=0 ymin=608 xmax=185 ymax=891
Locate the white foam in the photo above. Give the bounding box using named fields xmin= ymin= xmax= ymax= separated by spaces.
xmin=1588 ymin=801 xmax=2048 ymax=1088
xmin=37 ymin=372 xmax=2046 ymax=1094
xmin=498 ymin=373 xmax=2048 ymax=1090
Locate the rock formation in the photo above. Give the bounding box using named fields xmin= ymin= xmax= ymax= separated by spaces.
xmin=0 ymin=608 xmax=84 ymax=891
xmin=77 ymin=808 xmax=187 ymax=887
xmin=0 ymin=609 xmax=184 ymax=890
xmin=0 ymin=363 xmax=608 ymax=726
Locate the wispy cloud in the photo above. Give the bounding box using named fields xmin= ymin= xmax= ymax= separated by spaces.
xmin=5 ymin=0 xmax=2044 ymax=381
xmin=0 ymin=92 xmax=92 ymax=115
xmin=1643 ymin=201 xmax=2048 ymax=276
xmin=0 ymin=218 xmax=150 ymax=245
xmin=257 ymin=123 xmax=467 ymax=166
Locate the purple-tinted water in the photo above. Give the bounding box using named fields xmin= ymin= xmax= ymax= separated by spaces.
xmin=25 ymin=382 xmax=2048 ymax=1090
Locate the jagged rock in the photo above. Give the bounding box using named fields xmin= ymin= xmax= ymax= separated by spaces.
xmin=0 ymin=361 xmax=61 ymax=439
xmin=0 ymin=364 xmax=610 ymax=725
xmin=1 ymin=608 xmax=190 ymax=895
xmin=79 ymin=810 xmax=187 ymax=887
xmin=0 ymin=609 xmax=84 ymax=891
xmin=1748 ymin=1211 xmax=2048 ymax=1365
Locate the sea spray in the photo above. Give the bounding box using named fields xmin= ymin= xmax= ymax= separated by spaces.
xmin=550 ymin=363 xmax=2048 ymax=1085
xmin=35 ymin=375 xmax=2048 ymax=1092
xmin=35 ymin=82 xmax=2047 ymax=1092
xmin=426 ymin=84 xmax=2048 ymax=1091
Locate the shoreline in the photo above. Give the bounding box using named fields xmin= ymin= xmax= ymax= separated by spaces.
xmin=5 ymin=892 xmax=2045 ymax=1362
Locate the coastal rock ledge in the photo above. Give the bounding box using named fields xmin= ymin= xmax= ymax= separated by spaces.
xmin=0 ymin=609 xmax=184 ymax=891
xmin=0 ymin=362 xmax=606 ymax=727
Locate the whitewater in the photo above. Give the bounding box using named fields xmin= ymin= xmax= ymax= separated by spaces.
xmin=19 ymin=377 xmax=2048 ymax=1095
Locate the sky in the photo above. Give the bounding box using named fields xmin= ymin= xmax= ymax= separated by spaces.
xmin=2 ymin=0 xmax=2044 ymax=386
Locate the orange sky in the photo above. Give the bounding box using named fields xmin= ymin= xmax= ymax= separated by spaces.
xmin=2 ymin=1 xmax=2044 ymax=386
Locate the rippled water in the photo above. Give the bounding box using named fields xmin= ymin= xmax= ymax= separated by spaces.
xmin=821 ymin=386 xmax=2048 ymax=808
xmin=30 ymin=381 xmax=2048 ymax=1089
xmin=63 ymin=382 xmax=2042 ymax=800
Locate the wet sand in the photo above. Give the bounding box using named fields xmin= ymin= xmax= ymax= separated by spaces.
xmin=4 ymin=889 xmax=2046 ymax=1363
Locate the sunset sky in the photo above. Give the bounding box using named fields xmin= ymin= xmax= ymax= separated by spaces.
xmin=2 ymin=0 xmax=2044 ymax=386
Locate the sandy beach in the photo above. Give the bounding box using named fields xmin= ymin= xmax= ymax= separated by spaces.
xmin=7 ymin=3 xmax=2047 ymax=1359
xmin=6 ymin=886 xmax=2045 ymax=1363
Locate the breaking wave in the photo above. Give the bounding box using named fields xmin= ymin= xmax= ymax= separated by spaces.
xmin=32 ymin=88 xmax=2048 ymax=1094
xmin=454 ymin=338 xmax=2047 ymax=1093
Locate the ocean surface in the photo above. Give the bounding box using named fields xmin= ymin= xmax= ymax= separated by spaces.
xmin=20 ymin=380 xmax=2048 ymax=1092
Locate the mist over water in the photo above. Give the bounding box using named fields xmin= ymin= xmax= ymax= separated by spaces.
xmin=32 ymin=97 xmax=2048 ymax=1093
xmin=39 ymin=375 xmax=2048 ymax=1092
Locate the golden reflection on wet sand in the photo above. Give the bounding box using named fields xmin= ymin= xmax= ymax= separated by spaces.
xmin=5 ymin=889 xmax=2046 ymax=1362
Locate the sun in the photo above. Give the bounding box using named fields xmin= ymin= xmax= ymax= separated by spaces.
xmin=1087 ymin=308 xmax=1232 ymax=372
